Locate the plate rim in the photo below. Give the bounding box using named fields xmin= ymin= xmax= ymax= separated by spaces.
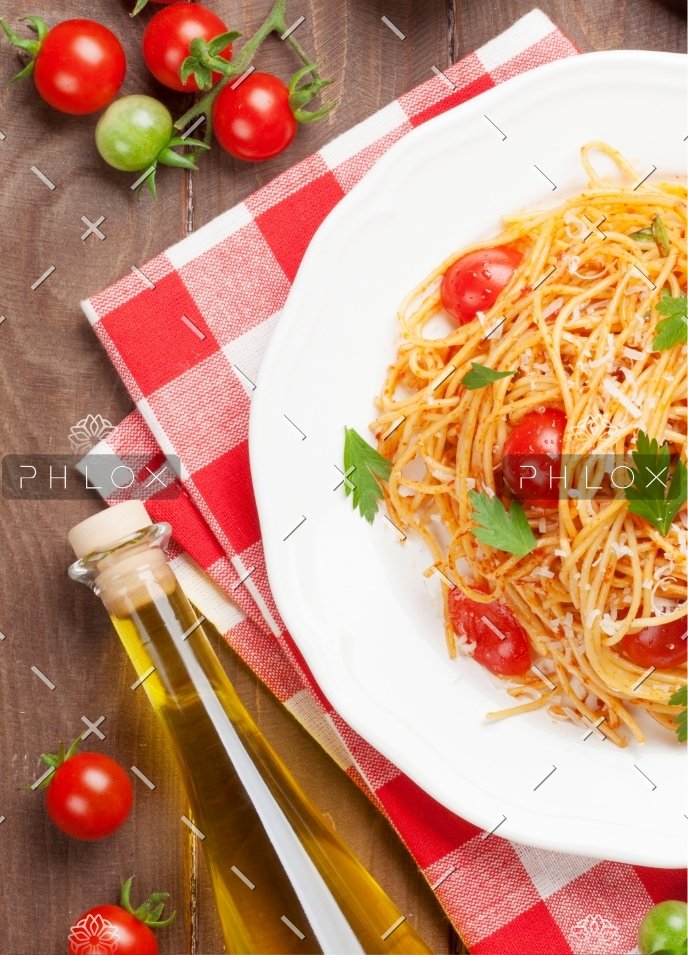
xmin=250 ymin=49 xmax=687 ymax=867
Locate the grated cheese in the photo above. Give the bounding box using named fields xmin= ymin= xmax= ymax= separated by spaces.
xmin=590 ymin=352 xmax=612 ymax=369
xmin=603 ymin=377 xmax=642 ymax=418
xmin=600 ymin=613 xmax=618 ymax=636
xmin=542 ymin=297 xmax=564 ymax=320
xmin=610 ymin=540 xmax=633 ymax=559
xmin=570 ymin=676 xmax=587 ymax=700
xmin=455 ymin=634 xmax=476 ymax=656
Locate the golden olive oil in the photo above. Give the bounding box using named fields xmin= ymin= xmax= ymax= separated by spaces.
xmin=69 ymin=508 xmax=433 ymax=955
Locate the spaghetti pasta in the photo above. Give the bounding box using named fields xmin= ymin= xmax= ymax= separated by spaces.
xmin=373 ymin=142 xmax=687 ymax=746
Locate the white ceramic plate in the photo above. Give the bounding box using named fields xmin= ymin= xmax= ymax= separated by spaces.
xmin=250 ymin=52 xmax=687 ymax=867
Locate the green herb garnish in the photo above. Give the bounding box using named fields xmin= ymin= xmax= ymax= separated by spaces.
xmin=469 ymin=490 xmax=537 ymax=557
xmin=653 ymin=289 xmax=688 ymax=351
xmin=343 ymin=427 xmax=392 ymax=524
xmin=460 ymin=363 xmax=516 ymax=391
xmin=668 ymin=686 xmax=687 ymax=743
xmin=630 ymin=215 xmax=671 ymax=256
xmin=624 ymin=430 xmax=687 ymax=536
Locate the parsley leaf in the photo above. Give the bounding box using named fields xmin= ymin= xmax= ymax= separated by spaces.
xmin=343 ymin=427 xmax=392 ymax=524
xmin=653 ymin=288 xmax=688 ymax=351
xmin=625 ymin=430 xmax=687 ymax=535
xmin=630 ymin=215 xmax=670 ymax=256
xmin=460 ymin=362 xmax=516 ymax=391
xmin=468 ymin=490 xmax=537 ymax=557
xmin=668 ymin=686 xmax=687 ymax=743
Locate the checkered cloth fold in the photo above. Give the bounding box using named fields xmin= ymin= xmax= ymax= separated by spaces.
xmin=80 ymin=11 xmax=686 ymax=953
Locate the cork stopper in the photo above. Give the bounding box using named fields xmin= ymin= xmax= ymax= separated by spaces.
xmin=68 ymin=500 xmax=153 ymax=558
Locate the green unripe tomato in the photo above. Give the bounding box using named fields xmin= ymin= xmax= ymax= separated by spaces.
xmin=638 ymin=900 xmax=688 ymax=955
xmin=95 ymin=95 xmax=173 ymax=172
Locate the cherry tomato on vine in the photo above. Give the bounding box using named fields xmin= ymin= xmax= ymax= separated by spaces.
xmin=441 ymin=246 xmax=522 ymax=324
xmin=142 ymin=3 xmax=233 ymax=93
xmin=620 ymin=616 xmax=688 ymax=670
xmin=39 ymin=739 xmax=133 ymax=840
xmin=638 ymin=900 xmax=688 ymax=955
xmin=449 ymin=590 xmax=532 ymax=676
xmin=213 ymin=71 xmax=297 ymax=162
xmin=96 ymin=95 xmax=173 ymax=172
xmin=502 ymin=408 xmax=567 ymax=506
xmin=67 ymin=877 xmax=176 ymax=955
xmin=96 ymin=95 xmax=207 ymax=197
xmin=0 ymin=17 xmax=125 ymax=114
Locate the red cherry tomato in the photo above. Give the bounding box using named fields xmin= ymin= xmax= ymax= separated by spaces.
xmin=212 ymin=71 xmax=297 ymax=162
xmin=45 ymin=752 xmax=133 ymax=840
xmin=33 ymin=20 xmax=126 ymax=114
xmin=502 ymin=408 xmax=567 ymax=506
xmin=68 ymin=904 xmax=158 ymax=955
xmin=620 ymin=616 xmax=687 ymax=669
xmin=142 ymin=3 xmax=232 ymax=93
xmin=441 ymin=246 xmax=522 ymax=324
xmin=449 ymin=590 xmax=532 ymax=676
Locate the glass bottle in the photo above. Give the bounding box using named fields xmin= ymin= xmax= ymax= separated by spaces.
xmin=68 ymin=500 xmax=433 ymax=955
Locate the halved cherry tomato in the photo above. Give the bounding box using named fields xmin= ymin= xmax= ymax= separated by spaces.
xmin=620 ymin=616 xmax=687 ymax=669
xmin=502 ymin=408 xmax=567 ymax=506
xmin=449 ymin=590 xmax=532 ymax=676
xmin=441 ymin=246 xmax=522 ymax=324
xmin=142 ymin=3 xmax=233 ymax=93
xmin=212 ymin=71 xmax=296 ymax=161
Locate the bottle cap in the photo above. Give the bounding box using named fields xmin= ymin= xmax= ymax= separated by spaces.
xmin=68 ymin=500 xmax=153 ymax=558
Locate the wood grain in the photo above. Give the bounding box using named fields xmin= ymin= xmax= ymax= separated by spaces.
xmin=0 ymin=1 xmax=684 ymax=953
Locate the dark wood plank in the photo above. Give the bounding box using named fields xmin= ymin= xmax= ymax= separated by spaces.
xmin=455 ymin=0 xmax=686 ymax=55
xmin=0 ymin=2 xmax=192 ymax=953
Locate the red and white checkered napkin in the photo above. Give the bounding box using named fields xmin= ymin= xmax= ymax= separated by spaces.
xmin=80 ymin=11 xmax=686 ymax=953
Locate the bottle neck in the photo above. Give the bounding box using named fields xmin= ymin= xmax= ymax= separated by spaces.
xmin=69 ymin=522 xmax=177 ymax=617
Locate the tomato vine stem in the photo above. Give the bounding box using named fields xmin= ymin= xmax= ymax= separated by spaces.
xmin=174 ymin=0 xmax=331 ymax=146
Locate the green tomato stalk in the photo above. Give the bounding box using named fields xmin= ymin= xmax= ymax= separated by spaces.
xmin=175 ymin=0 xmax=335 ymax=155
xmin=120 ymin=876 xmax=176 ymax=929
xmin=0 ymin=15 xmax=47 ymax=82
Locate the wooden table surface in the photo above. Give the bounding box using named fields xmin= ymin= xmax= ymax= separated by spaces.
xmin=0 ymin=2 xmax=684 ymax=953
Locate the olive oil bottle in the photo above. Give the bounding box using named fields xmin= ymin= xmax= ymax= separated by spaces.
xmin=69 ymin=501 xmax=433 ymax=954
